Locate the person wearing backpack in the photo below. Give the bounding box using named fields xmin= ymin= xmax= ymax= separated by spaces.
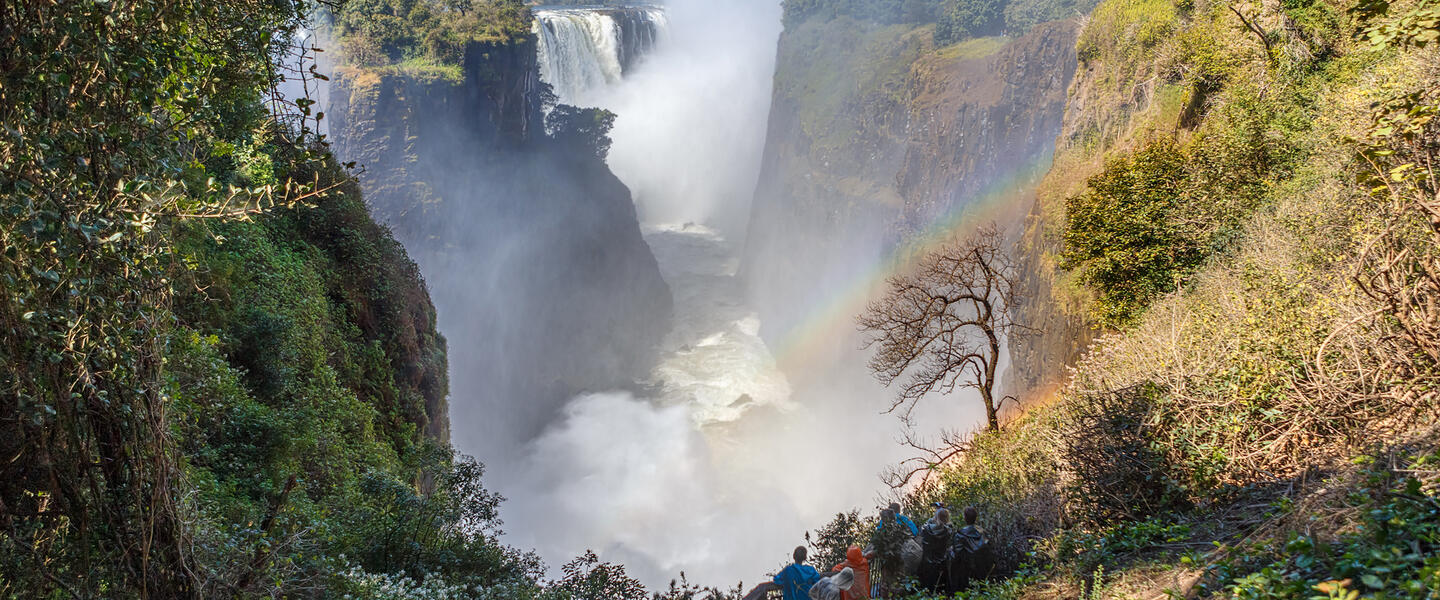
xmin=917 ymin=507 xmax=952 ymax=593
xmin=808 ymin=567 xmax=856 ymax=600
xmin=743 ymin=546 xmax=821 ymax=600
xmin=947 ymin=506 xmax=994 ymax=593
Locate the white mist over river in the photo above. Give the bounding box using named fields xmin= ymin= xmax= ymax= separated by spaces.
xmin=493 ymin=0 xmax=987 ymax=588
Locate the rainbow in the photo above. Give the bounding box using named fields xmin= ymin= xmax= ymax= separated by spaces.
xmin=766 ymin=153 xmax=1055 ymax=376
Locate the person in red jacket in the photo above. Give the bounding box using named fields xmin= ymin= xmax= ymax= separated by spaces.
xmin=832 ymin=545 xmax=871 ymax=600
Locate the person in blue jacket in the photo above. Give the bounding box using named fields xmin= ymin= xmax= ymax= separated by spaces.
xmin=874 ymin=503 xmax=918 ymax=537
xmin=742 ymin=546 xmax=821 ymax=600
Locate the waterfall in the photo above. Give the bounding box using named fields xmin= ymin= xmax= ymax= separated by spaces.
xmin=533 ymin=7 xmax=668 ymax=106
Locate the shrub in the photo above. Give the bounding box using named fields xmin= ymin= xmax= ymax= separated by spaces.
xmin=1057 ymin=385 xmax=1192 ymax=525
xmin=1061 ymin=138 xmax=1204 ymax=326
xmin=546 ymin=105 xmax=617 ymax=161
xmin=809 ymin=510 xmax=875 ymax=571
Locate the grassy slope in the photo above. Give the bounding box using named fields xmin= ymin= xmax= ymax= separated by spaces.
xmin=817 ymin=0 xmax=1440 ymax=597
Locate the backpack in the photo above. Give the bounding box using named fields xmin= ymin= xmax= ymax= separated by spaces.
xmin=807 ymin=579 xmax=836 ymax=600
xmin=900 ymin=538 xmax=923 ymax=575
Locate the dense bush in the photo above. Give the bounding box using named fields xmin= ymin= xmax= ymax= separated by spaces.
xmin=1057 ymin=385 xmax=1191 ymax=525
xmin=1061 ymin=78 xmax=1297 ymax=327
xmin=0 ymin=0 xmax=573 ymax=596
xmin=807 ymin=510 xmax=875 ymax=571
xmin=1059 ymin=138 xmax=1204 ymax=326
xmin=0 ymin=0 xmax=331 ymax=594
xmin=936 ymin=0 xmax=1101 ymax=44
xmin=935 ymin=0 xmax=1008 ymax=41
xmin=546 ymin=105 xmax=618 ymax=161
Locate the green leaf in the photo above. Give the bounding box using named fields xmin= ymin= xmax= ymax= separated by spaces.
xmin=1361 ymin=574 xmax=1384 ymax=589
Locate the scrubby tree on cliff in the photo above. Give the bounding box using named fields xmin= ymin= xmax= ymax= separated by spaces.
xmin=859 ymin=224 xmax=1029 ymax=431
xmin=547 ymin=105 xmax=617 ymax=161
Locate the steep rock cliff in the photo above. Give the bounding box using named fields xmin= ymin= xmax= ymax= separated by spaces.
xmin=743 ymin=18 xmax=1078 ymax=350
xmin=328 ymin=38 xmax=672 ymax=446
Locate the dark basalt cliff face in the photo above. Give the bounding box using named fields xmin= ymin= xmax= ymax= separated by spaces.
xmin=743 ymin=20 xmax=1078 ymax=350
xmin=328 ymin=39 xmax=672 ymax=446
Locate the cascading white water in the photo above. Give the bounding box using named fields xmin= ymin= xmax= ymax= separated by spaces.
xmin=533 ymin=7 xmax=668 ymax=106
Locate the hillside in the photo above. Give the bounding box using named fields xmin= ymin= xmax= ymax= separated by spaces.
xmin=5 ymin=0 xmax=1439 ymax=597
xmin=805 ymin=0 xmax=1440 ymax=597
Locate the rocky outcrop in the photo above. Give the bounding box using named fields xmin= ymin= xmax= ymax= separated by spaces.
xmin=743 ymin=19 xmax=1079 ymax=353
xmin=328 ymin=37 xmax=672 ymax=446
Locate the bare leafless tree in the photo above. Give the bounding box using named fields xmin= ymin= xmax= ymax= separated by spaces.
xmin=879 ymin=421 xmax=975 ymax=489
xmin=858 ymin=224 xmax=1031 ymax=431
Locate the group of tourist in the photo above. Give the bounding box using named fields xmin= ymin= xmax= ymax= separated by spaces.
xmin=741 ymin=503 xmax=992 ymax=600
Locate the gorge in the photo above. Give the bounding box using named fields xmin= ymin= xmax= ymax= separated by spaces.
xmin=9 ymin=0 xmax=1440 ymax=596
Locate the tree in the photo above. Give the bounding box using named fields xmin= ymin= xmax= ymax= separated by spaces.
xmin=546 ymin=105 xmax=617 ymax=161
xmin=858 ymin=224 xmax=1029 ymax=431
xmin=0 ymin=0 xmax=328 ymax=595
xmin=542 ymin=551 xmax=648 ymax=600
xmin=1059 ymin=138 xmax=1202 ymax=327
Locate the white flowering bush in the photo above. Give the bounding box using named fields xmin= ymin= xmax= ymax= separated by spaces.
xmin=337 ymin=566 xmax=473 ymax=600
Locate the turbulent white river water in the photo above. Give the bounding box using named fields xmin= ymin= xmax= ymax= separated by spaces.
xmin=642 ymin=224 xmax=793 ymax=424
xmin=502 ymin=223 xmax=814 ymax=587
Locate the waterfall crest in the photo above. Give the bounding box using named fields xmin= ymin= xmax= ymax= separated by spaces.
xmin=533 ymin=7 xmax=667 ymax=105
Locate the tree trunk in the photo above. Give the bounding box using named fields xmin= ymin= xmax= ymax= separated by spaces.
xmin=983 ymin=327 xmax=1000 ymax=431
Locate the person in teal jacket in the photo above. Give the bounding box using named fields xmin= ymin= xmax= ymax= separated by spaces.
xmin=743 ymin=546 xmax=821 ymax=600
xmin=876 ymin=503 xmax=918 ymax=536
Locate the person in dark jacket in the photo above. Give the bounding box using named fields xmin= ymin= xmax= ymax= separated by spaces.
xmin=917 ymin=507 xmax=952 ymax=594
xmin=947 ymin=506 xmax=993 ymax=593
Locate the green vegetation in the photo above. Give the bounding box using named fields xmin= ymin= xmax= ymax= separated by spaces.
xmin=0 ymin=1 xmax=670 ymax=598
xmin=332 ymin=0 xmax=531 ymax=69
xmin=1059 ymin=139 xmax=1204 ymax=326
xmin=1 ymin=0 xmax=338 ymax=593
xmin=546 ymin=105 xmax=618 ymax=160
xmin=782 ymin=0 xmax=945 ymax=28
xmin=1060 ymin=81 xmax=1291 ymax=327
